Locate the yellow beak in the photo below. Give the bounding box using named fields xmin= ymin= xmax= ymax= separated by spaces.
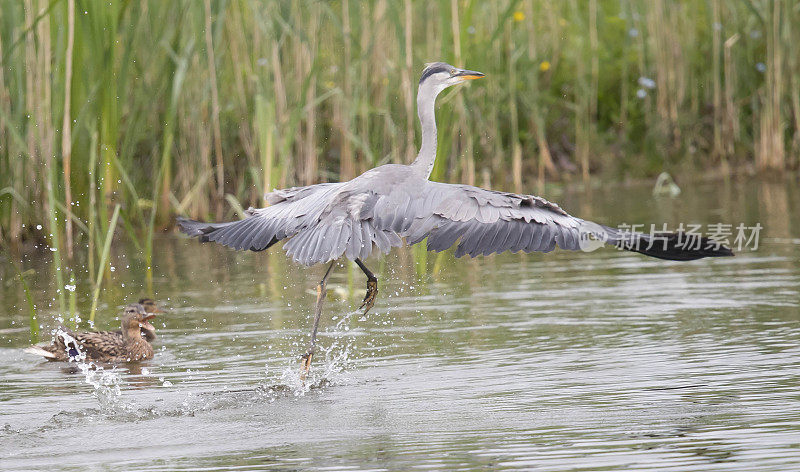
xmin=455 ymin=69 xmax=485 ymax=81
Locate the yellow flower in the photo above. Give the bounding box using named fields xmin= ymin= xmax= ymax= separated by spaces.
xmin=513 ymin=11 xmax=525 ymax=22
xmin=539 ymin=61 xmax=551 ymax=72
xmin=558 ymin=18 xmax=567 ymax=27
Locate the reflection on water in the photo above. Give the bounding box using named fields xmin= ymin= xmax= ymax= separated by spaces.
xmin=1 ymin=179 xmax=799 ymax=471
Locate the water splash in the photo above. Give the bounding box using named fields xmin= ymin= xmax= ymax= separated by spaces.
xmin=76 ymin=362 xmax=131 ymax=414
xmin=53 ymin=328 xmax=85 ymax=361
xmin=58 ymin=363 xmax=204 ymax=421
xmin=273 ymin=308 xmax=359 ymax=396
xmin=278 ymin=364 xmax=312 ymax=396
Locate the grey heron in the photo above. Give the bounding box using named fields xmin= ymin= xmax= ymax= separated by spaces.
xmin=178 ymin=62 xmax=733 ymax=375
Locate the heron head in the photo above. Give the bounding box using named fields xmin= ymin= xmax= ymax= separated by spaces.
xmin=419 ymin=62 xmax=484 ymax=95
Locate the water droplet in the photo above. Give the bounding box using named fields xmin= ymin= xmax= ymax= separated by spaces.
xmin=637 ymin=77 xmax=656 ymax=89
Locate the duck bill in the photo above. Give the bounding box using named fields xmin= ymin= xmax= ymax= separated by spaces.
xmin=455 ymin=69 xmax=485 ymax=81
xmin=140 ymin=314 xmax=156 ymax=332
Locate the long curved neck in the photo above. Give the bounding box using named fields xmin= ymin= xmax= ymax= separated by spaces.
xmin=410 ymin=83 xmax=440 ymax=179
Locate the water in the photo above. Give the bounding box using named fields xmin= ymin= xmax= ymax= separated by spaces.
xmin=1 ymin=179 xmax=799 ymax=471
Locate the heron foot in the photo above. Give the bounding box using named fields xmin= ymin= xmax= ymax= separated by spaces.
xmin=300 ymin=348 xmax=315 ymax=381
xmin=359 ymin=278 xmax=378 ymax=315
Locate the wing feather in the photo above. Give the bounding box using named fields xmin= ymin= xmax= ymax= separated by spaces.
xmin=180 ymin=167 xmax=732 ymax=264
xmin=507 ymin=221 xmax=528 ymax=253
xmin=372 ymin=227 xmax=391 ymax=253
xmin=384 ymin=179 xmax=590 ymax=260
xmin=331 ymin=220 xmax=350 ymax=261
xmin=491 ymin=221 xmax=517 ymax=254
xmin=347 ymin=219 xmax=362 ymax=260
xmin=316 ymin=226 xmax=336 ymax=264
xmin=178 ymin=177 xmax=586 ymax=264
xmin=360 ymin=222 xmax=373 ymax=260
xmin=303 ymin=227 xmax=325 ymax=265
xmin=430 ymin=221 xmax=467 ymax=252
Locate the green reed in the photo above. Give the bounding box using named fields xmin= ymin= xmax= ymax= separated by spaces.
xmin=0 ymin=0 xmax=798 ymax=314
xmin=88 ymin=204 xmax=120 ymax=324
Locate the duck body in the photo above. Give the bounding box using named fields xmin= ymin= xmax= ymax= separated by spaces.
xmin=25 ymin=303 xmax=156 ymax=363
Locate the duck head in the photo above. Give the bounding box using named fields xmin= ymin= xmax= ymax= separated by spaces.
xmin=121 ymin=303 xmax=157 ymax=341
xmin=137 ymin=298 xmax=162 ymax=341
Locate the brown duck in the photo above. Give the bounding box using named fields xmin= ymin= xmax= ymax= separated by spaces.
xmin=24 ymin=303 xmax=156 ymax=363
xmin=114 ymin=298 xmax=161 ymax=342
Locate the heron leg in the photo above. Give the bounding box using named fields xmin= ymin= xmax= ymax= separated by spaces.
xmin=301 ymin=260 xmax=336 ymax=379
xmin=355 ymin=258 xmax=378 ymax=315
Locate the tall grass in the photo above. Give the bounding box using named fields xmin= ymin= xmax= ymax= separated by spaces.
xmin=0 ymin=1 xmax=798 ymax=292
xmin=88 ymin=204 xmax=120 ymax=324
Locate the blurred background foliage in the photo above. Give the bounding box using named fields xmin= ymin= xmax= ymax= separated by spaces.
xmin=0 ymin=0 xmax=798 ymax=252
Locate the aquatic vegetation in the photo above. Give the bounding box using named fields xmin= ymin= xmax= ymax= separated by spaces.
xmin=89 ymin=205 xmax=121 ymax=324
xmin=1 ymin=0 xmax=798 ymax=241
xmin=0 ymin=0 xmax=797 ymax=319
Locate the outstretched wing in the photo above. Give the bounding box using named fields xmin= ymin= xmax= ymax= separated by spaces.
xmin=177 ymin=183 xmax=343 ymax=253
xmin=178 ymin=174 xmax=732 ymax=265
xmin=366 ymin=181 xmax=586 ymax=258
xmin=369 ymin=180 xmax=732 ymax=261
xmin=178 ymin=167 xmax=412 ymax=265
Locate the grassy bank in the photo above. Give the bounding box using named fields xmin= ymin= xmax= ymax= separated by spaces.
xmin=1 ymin=1 xmax=798 ymax=271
